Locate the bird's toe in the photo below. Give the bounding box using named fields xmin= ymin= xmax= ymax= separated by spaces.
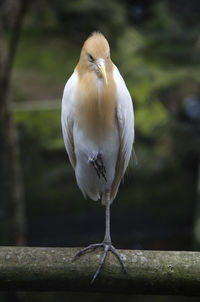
xmin=73 ymin=243 xmax=102 ymax=260
xmin=91 ymin=244 xmax=109 ymax=284
xmin=110 ymin=245 xmax=127 ymax=273
xmin=74 ymin=242 xmax=127 ymax=284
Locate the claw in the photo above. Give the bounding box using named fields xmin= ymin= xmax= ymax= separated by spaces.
xmin=89 ymin=153 xmax=107 ymax=182
xmin=73 ymin=242 xmax=127 ymax=283
xmin=110 ymin=245 xmax=127 ymax=273
xmin=91 ymin=245 xmax=109 ymax=284
xmin=73 ymin=243 xmax=102 ymax=260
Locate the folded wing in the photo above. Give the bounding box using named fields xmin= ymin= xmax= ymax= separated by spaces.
xmin=110 ymin=66 xmax=134 ymax=202
xmin=61 ymin=71 xmax=78 ymax=169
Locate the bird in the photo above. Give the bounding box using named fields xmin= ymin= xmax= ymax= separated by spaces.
xmin=61 ymin=31 xmax=134 ymax=283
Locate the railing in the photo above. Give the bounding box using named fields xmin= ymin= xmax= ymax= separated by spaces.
xmin=0 ymin=246 xmax=200 ymax=295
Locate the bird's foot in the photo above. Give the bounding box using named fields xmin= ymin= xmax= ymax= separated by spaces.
xmin=89 ymin=153 xmax=107 ymax=182
xmin=74 ymin=242 xmax=127 ymax=284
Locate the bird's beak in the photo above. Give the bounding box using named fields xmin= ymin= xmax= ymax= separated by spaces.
xmin=97 ymin=60 xmax=108 ymax=85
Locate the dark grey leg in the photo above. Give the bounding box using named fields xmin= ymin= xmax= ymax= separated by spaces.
xmin=74 ymin=191 xmax=127 ymax=284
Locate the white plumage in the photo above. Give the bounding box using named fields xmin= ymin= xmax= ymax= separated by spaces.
xmin=62 ymin=65 xmax=134 ymax=202
xmin=61 ymin=32 xmax=134 ymax=283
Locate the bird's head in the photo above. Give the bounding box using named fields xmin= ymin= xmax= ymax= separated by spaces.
xmin=78 ymin=32 xmax=111 ymax=85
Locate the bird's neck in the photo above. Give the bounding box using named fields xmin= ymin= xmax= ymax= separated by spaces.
xmin=76 ymin=66 xmax=117 ymax=140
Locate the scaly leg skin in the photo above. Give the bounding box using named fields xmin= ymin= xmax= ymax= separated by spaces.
xmin=74 ymin=191 xmax=127 ymax=284
xmin=74 ymin=241 xmax=127 ymax=284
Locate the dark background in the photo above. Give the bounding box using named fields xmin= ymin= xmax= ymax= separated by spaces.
xmin=0 ymin=0 xmax=200 ymax=301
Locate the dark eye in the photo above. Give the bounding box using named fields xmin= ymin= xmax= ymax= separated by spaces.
xmin=88 ymin=54 xmax=95 ymax=62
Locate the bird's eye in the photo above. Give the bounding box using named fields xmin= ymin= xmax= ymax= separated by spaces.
xmin=88 ymin=54 xmax=95 ymax=62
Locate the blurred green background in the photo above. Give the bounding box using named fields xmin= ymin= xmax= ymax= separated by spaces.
xmin=0 ymin=0 xmax=200 ymax=301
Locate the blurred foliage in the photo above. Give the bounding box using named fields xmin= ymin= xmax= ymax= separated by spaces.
xmin=0 ymin=0 xmax=196 ymax=254
xmin=10 ymin=0 xmax=199 ymax=214
xmin=0 ymin=2 xmax=200 ymax=302
xmin=15 ymin=109 xmax=61 ymax=149
xmin=47 ymin=0 xmax=127 ymax=43
xmin=14 ymin=35 xmax=79 ymax=80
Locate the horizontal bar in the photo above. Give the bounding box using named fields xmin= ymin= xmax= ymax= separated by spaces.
xmin=11 ymin=100 xmax=60 ymax=112
xmin=0 ymin=247 xmax=200 ymax=295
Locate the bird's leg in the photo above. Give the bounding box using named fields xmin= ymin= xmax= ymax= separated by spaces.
xmin=74 ymin=191 xmax=127 ymax=284
xmin=103 ymin=190 xmax=111 ymax=244
xmin=90 ymin=192 xmax=127 ymax=283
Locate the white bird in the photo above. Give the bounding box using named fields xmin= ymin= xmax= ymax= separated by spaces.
xmin=61 ymin=32 xmax=134 ymax=283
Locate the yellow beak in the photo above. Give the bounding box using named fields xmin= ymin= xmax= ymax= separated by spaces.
xmin=97 ymin=62 xmax=108 ymax=85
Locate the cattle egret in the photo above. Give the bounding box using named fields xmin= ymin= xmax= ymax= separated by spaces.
xmin=61 ymin=32 xmax=134 ymax=283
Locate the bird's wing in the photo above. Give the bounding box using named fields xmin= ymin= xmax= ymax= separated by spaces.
xmin=110 ymin=65 xmax=134 ymax=202
xmin=61 ymin=70 xmax=78 ymax=169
